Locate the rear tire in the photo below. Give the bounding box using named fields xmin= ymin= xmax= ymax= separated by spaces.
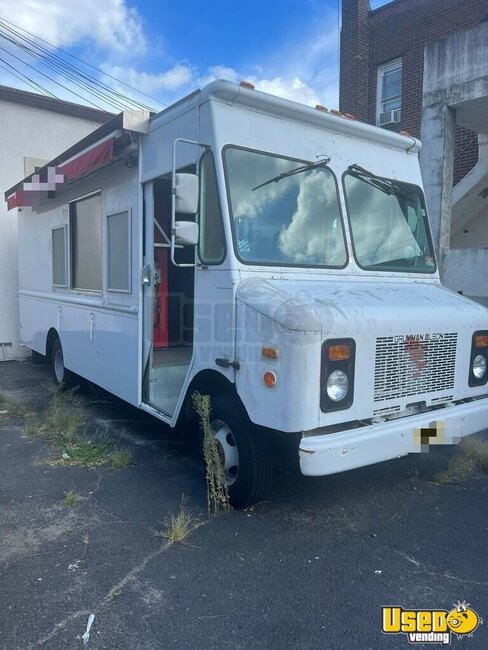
xmin=210 ymin=396 xmax=273 ymax=509
xmin=50 ymin=338 xmax=77 ymax=388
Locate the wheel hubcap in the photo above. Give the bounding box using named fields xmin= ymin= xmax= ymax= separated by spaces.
xmin=212 ymin=419 xmax=239 ymax=486
xmin=54 ymin=348 xmax=64 ymax=383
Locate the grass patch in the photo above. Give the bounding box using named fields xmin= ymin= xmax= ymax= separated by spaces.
xmin=436 ymin=436 xmax=488 ymax=484
xmin=110 ymin=448 xmax=133 ymax=469
xmin=0 ymin=393 xmax=31 ymax=418
xmin=28 ymin=388 xmax=133 ymax=469
xmin=192 ymin=392 xmax=230 ymax=516
xmin=157 ymin=496 xmax=199 ymax=545
xmin=107 ymin=587 xmax=122 ymax=600
xmin=62 ymin=490 xmax=81 ymax=507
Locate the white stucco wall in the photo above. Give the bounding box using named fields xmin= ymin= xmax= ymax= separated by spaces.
xmin=0 ymin=99 xmax=107 ymax=359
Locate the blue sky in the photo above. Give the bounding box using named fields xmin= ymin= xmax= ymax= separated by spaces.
xmin=0 ymin=0 xmax=393 ymax=111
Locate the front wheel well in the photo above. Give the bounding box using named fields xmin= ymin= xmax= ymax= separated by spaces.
xmin=177 ymin=369 xmax=241 ymax=427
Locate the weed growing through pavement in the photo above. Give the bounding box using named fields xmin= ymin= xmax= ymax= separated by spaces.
xmin=107 ymin=587 xmax=122 ymax=600
xmin=192 ymin=392 xmax=230 ymax=516
xmin=62 ymin=490 xmax=81 ymax=507
xmin=28 ymin=387 xmax=133 ymax=469
xmin=436 ymin=436 xmax=488 ymax=484
xmin=0 ymin=393 xmax=33 ymax=418
xmin=110 ymin=448 xmax=133 ymax=469
xmin=157 ymin=495 xmax=199 ymax=545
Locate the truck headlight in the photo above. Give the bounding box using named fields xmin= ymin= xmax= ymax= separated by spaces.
xmin=472 ymin=354 xmax=487 ymax=379
xmin=469 ymin=331 xmax=488 ymax=387
xmin=321 ymin=338 xmax=355 ymax=412
xmin=326 ymin=370 xmax=349 ymax=401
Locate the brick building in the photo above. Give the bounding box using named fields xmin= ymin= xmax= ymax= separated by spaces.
xmin=339 ymin=0 xmax=488 ymax=183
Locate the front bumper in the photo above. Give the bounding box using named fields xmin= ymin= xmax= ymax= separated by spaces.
xmin=299 ymin=398 xmax=488 ymax=476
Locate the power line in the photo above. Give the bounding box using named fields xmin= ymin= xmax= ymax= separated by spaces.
xmin=0 ymin=56 xmax=57 ymax=97
xmin=0 ymin=42 xmax=110 ymax=110
xmin=0 ymin=15 xmax=166 ymax=109
xmin=0 ymin=21 xmax=158 ymax=112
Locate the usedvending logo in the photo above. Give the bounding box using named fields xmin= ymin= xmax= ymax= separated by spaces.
xmin=382 ymin=601 xmax=482 ymax=645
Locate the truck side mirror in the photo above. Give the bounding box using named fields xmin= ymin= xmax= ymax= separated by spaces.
xmin=174 ymin=221 xmax=199 ymax=246
xmin=175 ymin=173 xmax=198 ymax=214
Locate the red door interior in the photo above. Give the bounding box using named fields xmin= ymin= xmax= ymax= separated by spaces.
xmin=153 ymin=210 xmax=169 ymax=349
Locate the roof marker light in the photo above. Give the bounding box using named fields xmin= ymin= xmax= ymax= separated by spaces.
xmin=240 ymin=81 xmax=255 ymax=90
xmin=315 ymin=104 xmax=329 ymax=112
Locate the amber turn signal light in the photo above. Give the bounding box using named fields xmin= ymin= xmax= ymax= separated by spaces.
xmin=262 ymin=347 xmax=278 ymax=359
xmin=475 ymin=334 xmax=488 ymax=348
xmin=327 ymin=344 xmax=351 ymax=361
xmin=263 ymin=371 xmax=277 ymax=387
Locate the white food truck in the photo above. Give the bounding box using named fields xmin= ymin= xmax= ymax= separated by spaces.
xmin=7 ymin=80 xmax=488 ymax=507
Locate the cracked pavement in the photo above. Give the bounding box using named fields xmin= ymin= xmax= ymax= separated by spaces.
xmin=0 ymin=360 xmax=487 ymax=649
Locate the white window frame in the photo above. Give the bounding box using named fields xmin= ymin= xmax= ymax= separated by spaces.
xmin=51 ymin=225 xmax=68 ymax=288
xmin=106 ymin=208 xmax=132 ymax=294
xmin=376 ymin=58 xmax=402 ymax=126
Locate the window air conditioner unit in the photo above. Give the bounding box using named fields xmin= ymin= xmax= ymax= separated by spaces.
xmin=379 ymin=109 xmax=401 ymax=126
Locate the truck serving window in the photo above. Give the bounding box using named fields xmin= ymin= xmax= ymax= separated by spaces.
xmin=107 ymin=211 xmax=130 ymax=292
xmin=224 ymin=147 xmax=347 ymax=268
xmin=343 ymin=171 xmax=436 ymax=273
xmin=52 ymin=226 xmax=67 ymax=287
xmin=70 ymin=192 xmax=102 ymax=291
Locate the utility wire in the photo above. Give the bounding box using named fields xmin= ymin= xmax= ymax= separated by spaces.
xmin=0 ymin=22 xmax=157 ymax=111
xmin=1 ymin=35 xmax=136 ymax=112
xmin=0 ymin=56 xmax=57 ymax=97
xmin=0 ymin=15 xmax=166 ymax=109
xmin=0 ymin=42 xmax=110 ymax=110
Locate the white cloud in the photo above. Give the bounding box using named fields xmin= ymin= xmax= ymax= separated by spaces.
xmin=102 ymin=63 xmax=193 ymax=95
xmin=200 ymin=67 xmax=322 ymax=107
xmin=198 ymin=9 xmax=340 ymax=108
xmin=0 ymin=0 xmax=146 ymax=54
xmin=250 ymin=76 xmax=321 ymax=106
xmin=0 ymin=0 xmax=339 ymax=113
xmin=198 ymin=65 xmax=240 ymax=87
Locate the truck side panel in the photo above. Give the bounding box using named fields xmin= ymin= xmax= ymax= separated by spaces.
xmin=17 ymin=163 xmax=141 ymax=406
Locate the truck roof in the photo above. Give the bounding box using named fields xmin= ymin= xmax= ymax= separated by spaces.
xmin=5 ymin=79 xmax=420 ymax=201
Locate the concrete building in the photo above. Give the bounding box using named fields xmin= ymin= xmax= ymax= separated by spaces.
xmin=421 ymin=23 xmax=488 ymax=303
xmin=0 ymin=86 xmax=112 ymax=360
xmin=340 ymin=0 xmax=488 ymax=302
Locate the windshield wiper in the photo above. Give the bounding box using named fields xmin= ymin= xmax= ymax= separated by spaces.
xmin=252 ymin=156 xmax=331 ymax=191
xmin=348 ymin=164 xmax=408 ymax=199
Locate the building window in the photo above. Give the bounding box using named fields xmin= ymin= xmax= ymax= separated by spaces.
xmin=376 ymin=58 xmax=402 ymax=127
xmin=70 ymin=192 xmax=102 ymax=291
xmin=52 ymin=226 xmax=68 ymax=287
xmin=107 ymin=211 xmax=131 ymax=292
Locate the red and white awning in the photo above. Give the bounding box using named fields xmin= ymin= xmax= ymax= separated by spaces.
xmin=7 ymin=137 xmax=115 ymax=210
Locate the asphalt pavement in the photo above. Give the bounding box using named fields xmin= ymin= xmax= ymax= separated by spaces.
xmin=0 ymin=360 xmax=487 ymax=650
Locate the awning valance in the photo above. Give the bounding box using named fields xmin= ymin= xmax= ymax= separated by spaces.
xmin=6 ymin=137 xmax=115 ymax=211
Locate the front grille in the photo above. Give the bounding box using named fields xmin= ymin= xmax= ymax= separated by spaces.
xmin=374 ymin=333 xmax=457 ymax=402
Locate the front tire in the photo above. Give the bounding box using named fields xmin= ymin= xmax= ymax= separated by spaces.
xmin=211 ymin=396 xmax=273 ymax=509
xmin=50 ymin=338 xmax=76 ymax=388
